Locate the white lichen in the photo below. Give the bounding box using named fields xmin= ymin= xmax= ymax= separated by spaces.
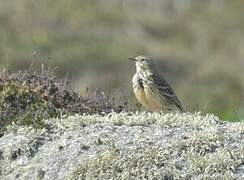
xmin=0 ymin=112 xmax=243 ymax=179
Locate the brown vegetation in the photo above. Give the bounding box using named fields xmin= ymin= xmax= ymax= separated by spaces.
xmin=0 ymin=69 xmax=123 ymax=134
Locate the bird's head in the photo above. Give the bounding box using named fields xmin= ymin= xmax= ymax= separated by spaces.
xmin=128 ymin=55 xmax=153 ymax=72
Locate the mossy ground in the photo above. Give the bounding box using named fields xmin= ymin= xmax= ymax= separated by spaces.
xmin=67 ymin=112 xmax=244 ymax=179
xmin=0 ymin=111 xmax=243 ymax=179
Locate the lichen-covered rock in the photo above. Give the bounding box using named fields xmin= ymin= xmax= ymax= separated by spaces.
xmin=0 ymin=112 xmax=243 ymax=179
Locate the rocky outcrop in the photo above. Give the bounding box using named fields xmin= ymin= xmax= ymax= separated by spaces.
xmin=0 ymin=112 xmax=243 ymax=179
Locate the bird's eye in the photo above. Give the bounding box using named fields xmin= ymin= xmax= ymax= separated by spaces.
xmin=141 ymin=59 xmax=145 ymax=62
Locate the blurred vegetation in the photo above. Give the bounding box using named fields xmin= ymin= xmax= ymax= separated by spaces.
xmin=0 ymin=0 xmax=244 ymax=120
xmin=0 ymin=69 xmax=123 ymax=134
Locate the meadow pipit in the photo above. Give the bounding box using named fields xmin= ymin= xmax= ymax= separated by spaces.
xmin=129 ymin=55 xmax=184 ymax=112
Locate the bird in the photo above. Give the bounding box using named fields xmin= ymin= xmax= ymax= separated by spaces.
xmin=129 ymin=55 xmax=184 ymax=112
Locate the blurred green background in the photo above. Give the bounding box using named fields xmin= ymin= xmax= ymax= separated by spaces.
xmin=0 ymin=0 xmax=244 ymax=120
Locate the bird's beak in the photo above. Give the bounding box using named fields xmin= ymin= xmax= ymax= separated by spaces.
xmin=128 ymin=57 xmax=136 ymax=61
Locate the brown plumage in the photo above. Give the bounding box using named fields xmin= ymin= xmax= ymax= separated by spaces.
xmin=129 ymin=55 xmax=184 ymax=112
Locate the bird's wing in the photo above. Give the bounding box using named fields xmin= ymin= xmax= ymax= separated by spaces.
xmin=151 ymin=73 xmax=184 ymax=112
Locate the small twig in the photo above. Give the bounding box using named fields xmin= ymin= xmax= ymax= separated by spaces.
xmin=41 ymin=64 xmax=44 ymax=79
xmin=62 ymin=72 xmax=69 ymax=93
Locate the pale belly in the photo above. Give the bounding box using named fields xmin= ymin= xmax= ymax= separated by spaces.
xmin=144 ymin=87 xmax=164 ymax=111
xmin=133 ymin=87 xmax=163 ymax=112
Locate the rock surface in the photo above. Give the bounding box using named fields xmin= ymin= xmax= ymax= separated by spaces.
xmin=0 ymin=112 xmax=243 ymax=179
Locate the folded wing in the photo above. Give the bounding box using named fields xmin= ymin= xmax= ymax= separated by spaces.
xmin=151 ymin=73 xmax=184 ymax=112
